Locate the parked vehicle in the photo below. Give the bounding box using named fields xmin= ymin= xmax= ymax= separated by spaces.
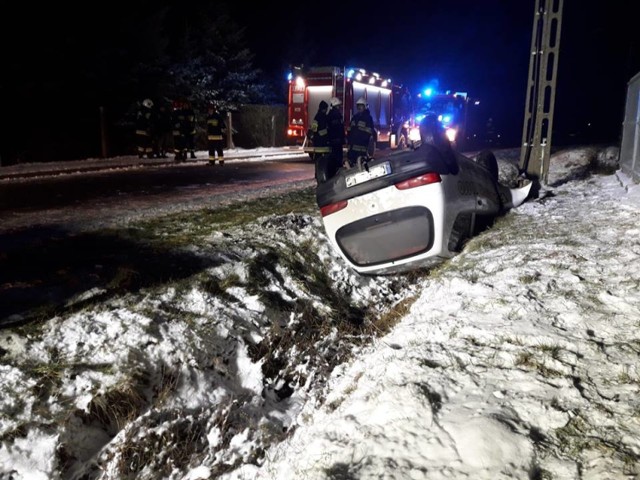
xmin=316 ymin=119 xmax=531 ymax=275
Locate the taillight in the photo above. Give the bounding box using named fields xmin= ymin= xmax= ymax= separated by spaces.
xmin=320 ymin=200 xmax=348 ymax=217
xmin=395 ymin=172 xmax=441 ymax=190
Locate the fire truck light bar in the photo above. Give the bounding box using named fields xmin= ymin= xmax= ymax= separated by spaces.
xmin=345 ymin=67 xmax=391 ymax=88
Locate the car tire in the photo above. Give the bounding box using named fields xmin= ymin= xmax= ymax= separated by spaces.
xmin=448 ymin=213 xmax=474 ymax=252
xmin=475 ymin=149 xmax=499 ymax=182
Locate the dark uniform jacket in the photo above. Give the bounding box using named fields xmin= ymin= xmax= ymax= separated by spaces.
xmin=154 ymin=107 xmax=172 ymax=138
xmin=347 ymin=108 xmax=376 ymax=155
xmin=207 ymin=111 xmax=226 ymax=140
xmin=182 ymin=106 xmax=197 ymax=138
xmin=135 ymin=105 xmax=153 ymax=137
xmin=310 ymin=101 xmax=330 ymax=153
xmin=327 ymin=107 xmax=345 ymax=147
xmin=135 ymin=105 xmax=154 ymax=157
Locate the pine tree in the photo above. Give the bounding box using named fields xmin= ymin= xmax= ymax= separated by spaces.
xmin=164 ymin=2 xmax=266 ymax=113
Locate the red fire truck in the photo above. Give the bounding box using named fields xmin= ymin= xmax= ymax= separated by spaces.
xmin=286 ymin=66 xmax=413 ymax=152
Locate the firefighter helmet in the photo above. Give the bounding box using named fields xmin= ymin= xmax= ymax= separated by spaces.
xmin=142 ymin=98 xmax=154 ymax=109
xmin=329 ymin=97 xmax=342 ymax=107
xmin=356 ymin=97 xmax=367 ymax=107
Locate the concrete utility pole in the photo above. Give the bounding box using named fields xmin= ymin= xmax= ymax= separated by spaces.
xmin=519 ymin=0 xmax=564 ymax=186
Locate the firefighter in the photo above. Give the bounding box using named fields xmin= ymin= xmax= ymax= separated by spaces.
xmin=206 ymin=103 xmax=227 ymax=166
xmin=172 ymin=100 xmax=187 ymax=162
xmin=326 ymin=96 xmax=345 ymax=179
xmin=347 ymin=96 xmax=377 ymax=168
xmin=309 ymin=100 xmax=331 ymax=183
xmin=135 ymin=98 xmax=154 ymax=159
xmin=182 ymin=101 xmax=197 ymax=159
xmin=152 ymin=102 xmax=172 ymax=158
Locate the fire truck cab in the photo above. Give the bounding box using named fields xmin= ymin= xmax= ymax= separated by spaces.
xmin=286 ymin=66 xmax=413 ymax=153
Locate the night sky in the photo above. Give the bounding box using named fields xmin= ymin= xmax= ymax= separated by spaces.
xmin=1 ymin=0 xmax=638 ymax=162
xmin=232 ymin=0 xmax=639 ymax=146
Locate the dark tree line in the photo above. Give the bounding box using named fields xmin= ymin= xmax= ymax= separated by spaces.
xmin=0 ymin=1 xmax=279 ymax=164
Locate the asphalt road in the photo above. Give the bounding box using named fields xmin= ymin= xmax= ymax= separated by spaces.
xmin=0 ymin=156 xmax=314 ymax=232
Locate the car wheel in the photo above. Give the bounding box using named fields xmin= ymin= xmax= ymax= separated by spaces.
xmin=475 ymin=150 xmax=499 ymax=182
xmin=448 ymin=213 xmax=474 ymax=252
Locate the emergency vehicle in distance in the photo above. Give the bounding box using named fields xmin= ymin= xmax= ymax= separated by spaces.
xmin=286 ymin=66 xmax=414 ymax=153
xmin=412 ymin=88 xmax=470 ymax=149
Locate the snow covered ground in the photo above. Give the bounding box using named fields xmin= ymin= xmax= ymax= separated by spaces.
xmin=1 ymin=145 xmax=639 ymax=480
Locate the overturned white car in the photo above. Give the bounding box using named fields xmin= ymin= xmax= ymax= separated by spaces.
xmin=316 ymin=122 xmax=532 ymax=275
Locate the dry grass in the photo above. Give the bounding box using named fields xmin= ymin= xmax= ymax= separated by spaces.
xmin=114 ymin=409 xmax=208 ymax=478
xmin=367 ymin=295 xmax=418 ymax=335
xmin=84 ymin=377 xmax=148 ymax=435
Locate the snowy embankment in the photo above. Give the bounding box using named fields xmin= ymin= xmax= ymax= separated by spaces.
xmin=1 ymin=145 xmax=639 ymax=480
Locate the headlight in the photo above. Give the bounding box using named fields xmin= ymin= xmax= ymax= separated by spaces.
xmin=408 ymin=127 xmax=421 ymax=142
xmin=445 ymin=128 xmax=457 ymax=142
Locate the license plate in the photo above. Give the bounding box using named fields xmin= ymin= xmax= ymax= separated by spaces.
xmin=345 ymin=161 xmax=392 ymax=188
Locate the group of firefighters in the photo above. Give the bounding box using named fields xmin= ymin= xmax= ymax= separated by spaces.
xmin=136 ymin=95 xmax=375 ymax=177
xmin=308 ymin=96 xmax=376 ymax=183
xmin=135 ymin=99 xmax=227 ymax=166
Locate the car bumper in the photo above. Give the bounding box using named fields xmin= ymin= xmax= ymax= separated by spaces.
xmin=322 ymin=181 xmax=452 ymax=274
